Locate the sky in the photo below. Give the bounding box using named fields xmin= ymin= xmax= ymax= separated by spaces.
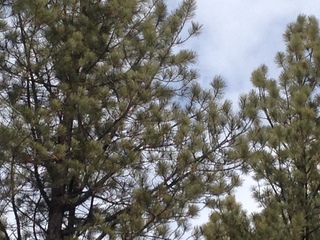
xmin=168 ymin=0 xmax=320 ymax=229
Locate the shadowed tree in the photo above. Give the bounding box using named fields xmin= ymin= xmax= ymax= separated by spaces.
xmin=201 ymin=195 xmax=252 ymax=240
xmin=0 ymin=0 xmax=251 ymax=239
xmin=203 ymin=15 xmax=320 ymax=240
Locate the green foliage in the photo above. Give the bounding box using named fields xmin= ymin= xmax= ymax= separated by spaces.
xmin=0 ymin=0 xmax=250 ymax=239
xmin=202 ymin=195 xmax=252 ymax=240
xmin=203 ymin=15 xmax=320 ymax=240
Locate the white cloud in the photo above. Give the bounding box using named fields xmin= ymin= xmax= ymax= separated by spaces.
xmin=188 ymin=0 xmax=320 ymax=93
xmin=175 ymin=0 xmax=320 ymax=216
xmin=167 ymin=0 xmax=320 ymax=231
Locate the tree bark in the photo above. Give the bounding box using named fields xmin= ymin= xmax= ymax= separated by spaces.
xmin=46 ymin=187 xmax=65 ymax=240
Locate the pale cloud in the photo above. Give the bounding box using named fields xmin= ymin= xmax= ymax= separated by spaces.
xmin=189 ymin=0 xmax=320 ymax=93
xmin=186 ymin=0 xmax=320 ymax=217
xmin=167 ymin=0 xmax=320 ymax=232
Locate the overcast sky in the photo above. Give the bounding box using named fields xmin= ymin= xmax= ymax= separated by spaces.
xmin=167 ymin=0 xmax=320 ymax=228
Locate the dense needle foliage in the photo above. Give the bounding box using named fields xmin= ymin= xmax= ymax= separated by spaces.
xmin=0 ymin=0 xmax=250 ymax=239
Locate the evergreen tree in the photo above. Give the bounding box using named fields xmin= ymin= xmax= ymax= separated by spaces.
xmin=0 ymin=0 xmax=249 ymax=239
xmin=203 ymin=15 xmax=320 ymax=240
xmin=201 ymin=195 xmax=252 ymax=240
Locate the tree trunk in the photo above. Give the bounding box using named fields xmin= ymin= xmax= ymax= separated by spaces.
xmin=46 ymin=187 xmax=65 ymax=240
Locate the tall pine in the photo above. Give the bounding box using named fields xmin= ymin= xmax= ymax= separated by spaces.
xmin=0 ymin=0 xmax=249 ymax=239
xmin=203 ymin=15 xmax=320 ymax=240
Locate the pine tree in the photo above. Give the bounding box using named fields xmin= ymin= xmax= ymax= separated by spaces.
xmin=0 ymin=1 xmax=250 ymax=239
xmin=203 ymin=15 xmax=320 ymax=240
xmin=201 ymin=195 xmax=252 ymax=240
